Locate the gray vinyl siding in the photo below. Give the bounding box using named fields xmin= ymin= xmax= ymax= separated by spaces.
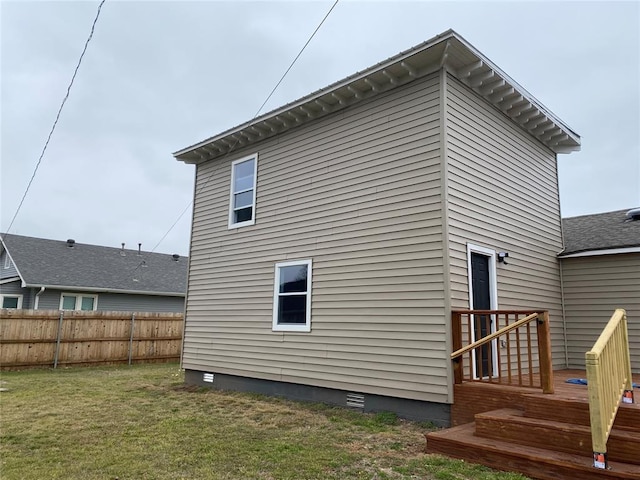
xmin=97 ymin=293 xmax=184 ymax=313
xmin=34 ymin=288 xmax=184 ymax=313
xmin=1 ymin=250 xmax=19 ymax=279
xmin=444 ymin=74 xmax=566 ymax=366
xmin=0 ymin=280 xmax=32 ymax=308
xmin=561 ymin=253 xmax=640 ymax=373
xmin=0 ymin=280 xmax=25 ymax=295
xmin=184 ymin=73 xmax=450 ymax=403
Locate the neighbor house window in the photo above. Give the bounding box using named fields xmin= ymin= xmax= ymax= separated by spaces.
xmin=3 ymin=255 xmax=11 ymax=269
xmin=272 ymin=259 xmax=312 ymax=332
xmin=1 ymin=295 xmax=22 ymax=309
xmin=228 ymin=154 xmax=258 ymax=228
xmin=60 ymin=293 xmax=97 ymax=311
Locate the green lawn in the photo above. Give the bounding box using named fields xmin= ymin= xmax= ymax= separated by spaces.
xmin=0 ymin=363 xmax=529 ymax=480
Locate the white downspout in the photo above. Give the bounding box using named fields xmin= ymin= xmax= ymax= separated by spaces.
xmin=34 ymin=286 xmax=45 ymax=310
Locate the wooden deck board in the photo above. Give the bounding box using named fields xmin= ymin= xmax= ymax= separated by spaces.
xmin=427 ymin=422 xmax=640 ymax=480
xmin=475 ymin=408 xmax=640 ymax=465
xmin=452 ymin=369 xmax=640 ymax=425
xmin=432 ymin=369 xmax=640 ymax=479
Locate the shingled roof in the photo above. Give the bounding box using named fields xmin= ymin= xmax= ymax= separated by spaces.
xmin=560 ymin=209 xmax=640 ymax=257
xmin=0 ymin=234 xmax=187 ymax=296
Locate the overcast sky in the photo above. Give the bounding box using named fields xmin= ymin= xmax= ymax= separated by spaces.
xmin=2 ymin=1 xmax=639 ymax=256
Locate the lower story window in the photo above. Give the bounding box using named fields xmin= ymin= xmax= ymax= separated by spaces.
xmin=60 ymin=293 xmax=97 ymax=311
xmin=1 ymin=294 xmax=23 ymax=309
xmin=272 ymin=259 xmax=312 ymax=332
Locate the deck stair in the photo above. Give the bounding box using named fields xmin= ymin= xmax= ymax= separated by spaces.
xmin=426 ymin=377 xmax=640 ymax=480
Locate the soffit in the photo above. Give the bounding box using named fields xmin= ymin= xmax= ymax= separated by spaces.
xmin=174 ymin=30 xmax=580 ymax=164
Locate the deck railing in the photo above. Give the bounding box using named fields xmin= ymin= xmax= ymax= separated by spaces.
xmin=451 ymin=310 xmax=554 ymax=394
xmin=585 ymin=308 xmax=634 ymax=470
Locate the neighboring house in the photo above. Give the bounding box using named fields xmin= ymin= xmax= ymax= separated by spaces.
xmin=0 ymin=234 xmax=187 ymax=313
xmin=560 ymin=208 xmax=640 ymax=373
xmin=173 ymin=29 xmax=583 ymax=424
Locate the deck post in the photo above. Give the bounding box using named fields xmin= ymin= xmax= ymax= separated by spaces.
xmin=452 ymin=311 xmax=463 ymax=384
xmin=536 ymin=311 xmax=554 ymax=394
xmin=620 ymin=311 xmax=634 ymax=404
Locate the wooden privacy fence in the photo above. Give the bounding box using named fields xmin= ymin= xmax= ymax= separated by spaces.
xmin=0 ymin=309 xmax=183 ymax=370
xmin=586 ymin=308 xmax=634 ymax=470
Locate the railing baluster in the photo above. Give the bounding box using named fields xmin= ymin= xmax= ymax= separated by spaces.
xmin=586 ymin=309 xmax=633 ymax=469
xmin=496 ymin=313 xmax=503 ymax=384
xmin=466 ymin=313 xmax=472 ymax=382
xmin=506 ymin=313 xmax=512 ymax=385
xmin=450 ymin=310 xmax=553 ymax=393
xmin=526 ymin=321 xmax=533 ymax=387
xmin=515 ymin=319 xmax=522 ymax=386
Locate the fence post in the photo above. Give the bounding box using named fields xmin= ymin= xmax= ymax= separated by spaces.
xmin=53 ymin=311 xmax=64 ymax=369
xmin=128 ymin=313 xmax=136 ymax=366
xmin=536 ymin=311 xmax=554 ymax=394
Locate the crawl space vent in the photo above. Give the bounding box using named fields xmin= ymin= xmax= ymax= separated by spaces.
xmin=346 ymin=392 xmax=365 ymax=409
xmin=203 ymin=373 xmax=214 ymax=383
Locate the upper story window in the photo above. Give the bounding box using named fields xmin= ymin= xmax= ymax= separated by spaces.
xmin=60 ymin=293 xmax=97 ymax=311
xmin=3 ymin=254 xmax=11 ymax=269
xmin=272 ymin=259 xmax=312 ymax=332
xmin=228 ymin=154 xmax=258 ymax=229
xmin=1 ymin=294 xmax=22 ymax=309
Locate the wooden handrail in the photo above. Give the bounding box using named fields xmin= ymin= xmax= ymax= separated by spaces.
xmin=585 ymin=309 xmax=634 ymax=470
xmin=450 ymin=309 xmax=554 ymax=394
xmin=451 ymin=312 xmax=538 ymax=359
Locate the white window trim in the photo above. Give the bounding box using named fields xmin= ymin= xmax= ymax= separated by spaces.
xmin=272 ymin=259 xmax=312 ymax=332
xmin=3 ymin=254 xmax=12 ymax=269
xmin=1 ymin=294 xmax=23 ymax=309
xmin=228 ymin=153 xmax=258 ymax=229
xmin=59 ymin=293 xmax=98 ymax=311
xmin=466 ymin=243 xmax=499 ymax=380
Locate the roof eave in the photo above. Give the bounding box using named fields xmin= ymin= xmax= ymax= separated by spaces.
xmin=173 ymin=30 xmax=580 ymax=165
xmin=0 ymin=235 xmax=26 ymax=287
xmin=22 ymin=283 xmax=186 ymax=297
xmin=558 ymin=246 xmax=640 ymax=258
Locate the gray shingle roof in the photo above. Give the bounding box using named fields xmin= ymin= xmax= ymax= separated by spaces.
xmin=0 ymin=234 xmax=187 ymax=295
xmin=561 ymin=209 xmax=640 ymax=256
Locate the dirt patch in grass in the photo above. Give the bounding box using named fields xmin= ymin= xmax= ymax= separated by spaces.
xmin=0 ymin=364 xmax=529 ymax=480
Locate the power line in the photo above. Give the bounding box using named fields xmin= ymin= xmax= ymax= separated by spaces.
xmin=140 ymin=0 xmax=340 ymax=260
xmin=5 ymin=0 xmax=107 ymax=235
xmin=253 ymin=0 xmax=340 ymax=120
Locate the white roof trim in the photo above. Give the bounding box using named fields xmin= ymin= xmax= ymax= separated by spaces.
xmin=0 ymin=276 xmax=21 ymax=285
xmin=22 ymin=284 xmax=186 ymax=297
xmin=0 ymin=236 xmax=26 ymax=287
xmin=559 ymin=247 xmax=640 ymax=258
xmin=174 ymin=29 xmax=580 ymax=164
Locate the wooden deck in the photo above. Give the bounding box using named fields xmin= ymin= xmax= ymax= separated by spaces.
xmin=427 ymin=369 xmax=640 ymax=480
